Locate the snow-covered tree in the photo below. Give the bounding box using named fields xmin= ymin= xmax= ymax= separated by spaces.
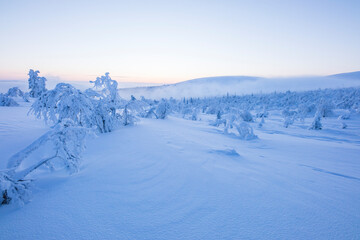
xmin=28 ymin=69 xmax=47 ymax=98
xmin=2 ymin=119 xmax=92 ymax=205
xmin=30 ymin=83 xmax=94 ymax=127
xmin=122 ymin=104 xmax=135 ymax=126
xmin=309 ymin=112 xmax=322 ymax=130
xmin=86 ymin=73 xmax=123 ymax=132
xmin=156 ymin=100 xmax=169 ymax=119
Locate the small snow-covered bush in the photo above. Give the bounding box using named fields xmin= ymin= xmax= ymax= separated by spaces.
xmin=0 ymin=93 xmax=19 ymax=106
xmin=317 ymin=101 xmax=334 ymax=117
xmin=191 ymin=109 xmax=198 ymax=121
xmin=235 ymin=122 xmax=258 ymax=140
xmin=258 ymin=116 xmax=265 ymax=128
xmin=122 ymin=105 xmax=136 ymax=126
xmin=6 ymin=87 xmax=24 ymax=97
xmin=143 ymin=107 xmax=157 ymax=119
xmin=309 ymin=112 xmax=322 ymax=130
xmin=28 ymin=69 xmax=47 ymax=98
xmin=338 ymin=112 xmax=350 ymax=120
xmin=240 ymin=110 xmax=253 ymax=122
xmin=156 ymin=100 xmax=169 ymax=119
xmin=283 ymin=116 xmax=294 ymax=128
xmin=0 ymin=171 xmax=31 ymax=206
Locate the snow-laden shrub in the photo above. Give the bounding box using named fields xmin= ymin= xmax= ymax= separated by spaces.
xmin=298 ymin=104 xmax=316 ymax=118
xmin=143 ymin=107 xmax=157 ymax=119
xmin=317 ymin=100 xmax=334 ymax=117
xmin=256 ymin=108 xmax=269 ymax=118
xmin=6 ymin=87 xmax=24 ymax=97
xmin=258 ymin=116 xmax=265 ymax=128
xmin=235 ymin=122 xmax=258 ymax=140
xmin=86 ymin=72 xmax=124 ymax=132
xmin=0 ymin=93 xmax=19 ymax=106
xmin=89 ymin=72 xmax=119 ymax=103
xmin=12 ymin=119 xmax=92 ymax=176
xmin=240 ymin=110 xmax=253 ymax=122
xmin=338 ymin=112 xmax=350 ymax=120
xmin=216 ymin=110 xmax=222 ymax=120
xmin=224 ymin=117 xmax=235 ymax=134
xmin=283 ymin=116 xmax=294 ymax=128
xmin=28 ymin=69 xmax=47 ymax=98
xmin=0 ymin=171 xmax=31 ymax=206
xmin=30 ymin=83 xmax=94 ymax=127
xmin=191 ymin=109 xmax=198 ymax=121
xmin=156 ymin=100 xmax=169 ymax=119
xmin=49 ymin=119 xmax=92 ymax=173
xmin=309 ymin=112 xmax=322 ymax=130
xmin=125 ymin=97 xmax=150 ymax=117
xmin=282 ymin=108 xmax=297 ymax=117
xmin=122 ymin=105 xmax=136 ymax=126
xmin=2 ymin=119 xmax=92 ymax=205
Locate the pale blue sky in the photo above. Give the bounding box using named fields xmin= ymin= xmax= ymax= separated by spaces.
xmin=0 ymin=0 xmax=359 ymax=83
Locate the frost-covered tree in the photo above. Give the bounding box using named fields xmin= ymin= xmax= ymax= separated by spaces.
xmin=28 ymin=69 xmax=47 ymax=98
xmin=2 ymin=119 xmax=91 ymax=205
xmin=86 ymin=73 xmax=123 ymax=132
xmin=89 ymin=72 xmax=119 ymax=104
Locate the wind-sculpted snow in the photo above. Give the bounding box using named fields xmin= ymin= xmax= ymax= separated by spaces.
xmin=0 ymin=113 xmax=359 ymax=239
xmin=0 ymin=71 xmax=360 ymax=238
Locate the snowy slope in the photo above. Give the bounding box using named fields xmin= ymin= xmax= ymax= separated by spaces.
xmin=0 ymin=106 xmax=359 ymax=239
xmin=328 ymin=71 xmax=360 ymax=80
xmin=118 ymin=72 xmax=360 ymax=99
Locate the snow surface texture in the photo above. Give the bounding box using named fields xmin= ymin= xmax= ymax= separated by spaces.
xmin=1 ymin=104 xmax=360 ymax=239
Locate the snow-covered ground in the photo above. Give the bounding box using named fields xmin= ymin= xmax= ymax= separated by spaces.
xmin=0 ymin=104 xmax=359 ymax=239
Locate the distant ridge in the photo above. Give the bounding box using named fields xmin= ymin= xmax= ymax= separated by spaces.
xmin=176 ymin=75 xmax=260 ymax=85
xmin=328 ymin=71 xmax=360 ymax=80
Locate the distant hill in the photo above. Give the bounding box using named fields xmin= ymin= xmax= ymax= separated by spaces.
xmin=118 ymin=72 xmax=360 ymax=99
xmin=328 ymin=71 xmax=360 ymax=80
